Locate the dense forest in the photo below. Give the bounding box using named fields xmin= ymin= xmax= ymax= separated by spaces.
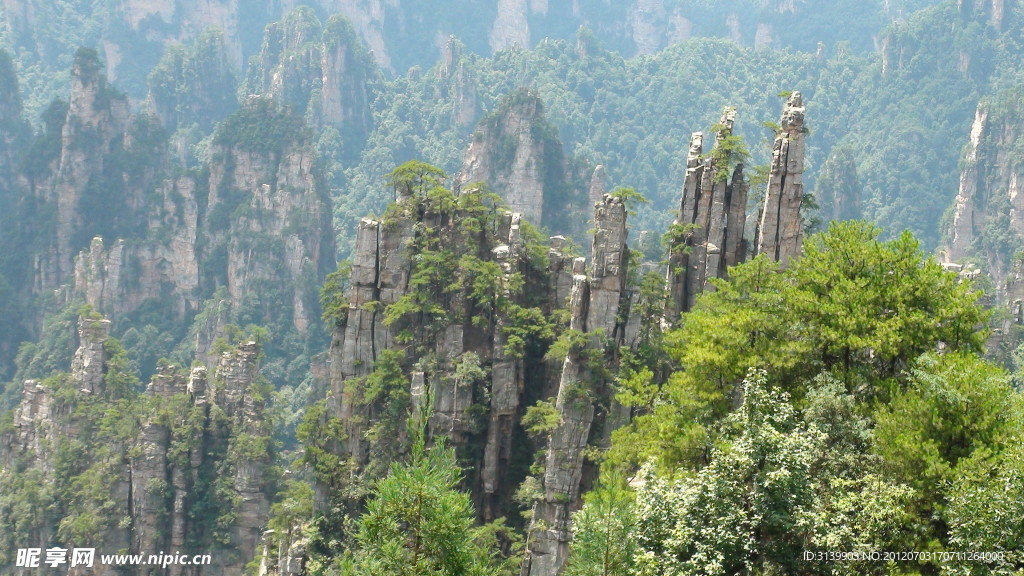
xmin=3 ymin=1 xmax=1024 ymax=575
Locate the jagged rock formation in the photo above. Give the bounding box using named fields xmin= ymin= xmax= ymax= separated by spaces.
xmin=524 ymin=195 xmax=635 ymax=576
xmin=0 ymin=315 xmax=274 ymax=576
xmin=10 ymin=48 xmax=333 ymax=349
xmin=459 ymin=90 xmax=572 ymax=229
xmin=943 ymin=89 xmax=1024 ymax=358
xmin=147 ymin=28 xmax=239 ymax=135
xmin=6 ymin=0 xmax=904 ymax=102
xmin=307 ymin=183 xmax=641 ymax=576
xmin=665 ymin=109 xmax=749 ymax=319
xmin=945 ymin=90 xmax=1024 ymax=283
xmin=206 ymin=98 xmax=335 ymax=334
xmin=439 ymin=37 xmax=480 ymax=129
xmin=756 ymin=91 xmax=806 ymax=267
xmin=321 ymin=176 xmax=556 ymax=522
xmin=20 ymin=49 xmax=134 ymax=291
xmin=244 ymin=8 xmax=376 ymax=154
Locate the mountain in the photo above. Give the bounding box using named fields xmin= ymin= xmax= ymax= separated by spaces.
xmin=2 ymin=1 xmax=1024 ymax=575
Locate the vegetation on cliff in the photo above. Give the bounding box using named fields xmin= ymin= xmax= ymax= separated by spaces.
xmin=5 ymin=2 xmax=1024 ymax=575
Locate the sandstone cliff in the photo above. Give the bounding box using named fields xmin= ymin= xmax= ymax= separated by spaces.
xmin=459 ymin=90 xmax=576 ymax=230
xmin=524 ymin=195 xmax=635 ymax=576
xmin=0 ymin=314 xmax=274 ymax=576
xmin=13 ymin=52 xmax=334 ymax=361
xmin=945 ymin=90 xmax=1024 ymax=283
xmin=319 ymin=170 xmax=557 ymax=524
xmin=665 ymin=108 xmax=750 ymax=320
xmin=23 ymin=48 xmax=133 ymax=291
xmin=756 ymin=91 xmax=807 ymax=267
xmin=147 ymin=28 xmax=239 ymax=136
xmin=244 ymin=8 xmax=377 ymax=159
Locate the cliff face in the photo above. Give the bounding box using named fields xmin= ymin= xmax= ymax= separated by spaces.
xmin=23 ymin=49 xmax=134 ymax=291
xmin=814 ymin=146 xmax=862 ymax=223
xmin=945 ymin=90 xmax=1024 ymax=283
xmin=665 ymin=108 xmax=750 ymax=320
xmin=459 ymin=90 xmax=576 ymax=230
xmin=204 ymin=99 xmax=334 ymax=335
xmin=147 ymin=29 xmax=239 ymax=136
xmin=244 ymin=8 xmax=376 ymax=157
xmin=943 ymin=88 xmax=1024 ymax=362
xmin=320 ymin=173 xmax=557 ymax=522
xmin=756 ymin=91 xmax=807 ymax=268
xmin=524 ymin=195 xmax=636 ymax=576
xmin=0 ymin=316 xmax=274 ymax=576
xmin=310 ymin=182 xmax=640 ymax=576
xmin=13 ymin=50 xmax=333 ymax=350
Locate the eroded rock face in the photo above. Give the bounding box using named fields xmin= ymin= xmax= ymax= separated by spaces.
xmin=213 ymin=142 xmax=333 ymax=334
xmin=948 ymin=105 xmax=989 ymax=264
xmin=666 ymin=109 xmax=749 ymax=320
xmin=25 ymin=50 xmax=132 ymax=291
xmin=147 ymin=29 xmax=238 ymax=134
xmin=525 ymin=195 xmax=634 ymax=576
xmin=245 ymin=9 xmax=376 ymax=150
xmin=0 ymin=325 xmax=272 ymax=576
xmin=58 ymin=94 xmax=333 ymax=340
xmin=944 ymin=93 xmax=1024 ymax=285
xmin=756 ymin=91 xmax=806 ymax=268
xmin=459 ymin=91 xmax=567 ymax=228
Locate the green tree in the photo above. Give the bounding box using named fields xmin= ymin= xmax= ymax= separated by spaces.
xmin=611 ymin=221 xmax=989 ymax=474
xmin=873 ymin=352 xmax=1023 ymax=556
xmin=788 ymin=221 xmax=987 ymax=391
xmin=628 ymin=370 xmax=915 ymax=576
xmin=320 ymin=260 xmax=351 ymax=328
xmin=945 ymin=444 xmax=1024 ymax=574
xmin=564 ymin=479 xmax=636 ymax=576
xmin=631 ymin=370 xmax=824 ymax=576
xmin=349 ymin=438 xmax=510 ymax=576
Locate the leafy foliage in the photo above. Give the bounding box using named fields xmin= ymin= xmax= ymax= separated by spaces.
xmin=348 ymin=438 xmax=515 ymax=576
xmin=612 ymin=221 xmax=988 ymax=474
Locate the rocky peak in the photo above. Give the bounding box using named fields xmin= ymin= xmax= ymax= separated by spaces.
xmin=147 ymin=29 xmax=239 ymax=134
xmin=44 ymin=49 xmax=133 ymax=287
xmin=244 ymin=10 xmax=376 ymax=151
xmin=814 ymin=147 xmax=862 ymax=223
xmin=525 ymin=195 xmax=635 ymax=576
xmin=214 ymin=341 xmax=262 ymax=416
xmin=459 ymin=90 xmax=568 ymax=228
xmin=666 ymin=108 xmax=749 ymax=320
xmin=945 ymin=89 xmax=1024 ymax=288
xmin=70 ymin=315 xmax=111 ymax=395
xmin=756 ymin=91 xmax=806 ymax=267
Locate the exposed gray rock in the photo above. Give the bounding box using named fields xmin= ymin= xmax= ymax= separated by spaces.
xmin=70 ymin=316 xmax=111 ymax=395
xmin=756 ymin=91 xmax=807 ymax=267
xmin=459 ymin=90 xmax=565 ymax=227
xmin=525 ymin=195 xmax=633 ymax=576
xmin=666 ymin=108 xmax=749 ymax=320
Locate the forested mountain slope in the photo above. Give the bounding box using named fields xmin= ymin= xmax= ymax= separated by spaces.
xmin=3 ymin=1 xmax=1024 ymax=575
